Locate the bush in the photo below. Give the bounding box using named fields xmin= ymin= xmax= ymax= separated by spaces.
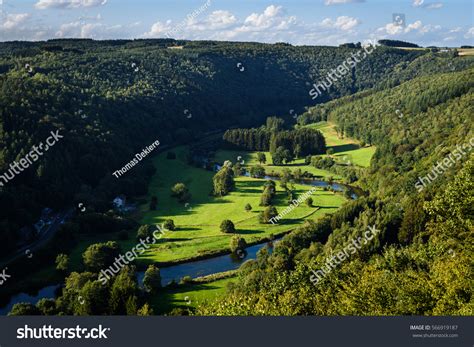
xmin=166 ymin=151 xmax=176 ymax=159
xmin=82 ymin=241 xmax=120 ymax=272
xmin=55 ymin=254 xmax=69 ymax=272
xmin=259 ymin=206 xmax=279 ymax=224
xmin=143 ymin=264 xmax=161 ymax=293
xmin=249 ymin=165 xmax=265 ymax=178
xmin=137 ymin=224 xmax=156 ymax=240
xmin=163 ymin=219 xmax=176 ymax=231
xmin=230 ymin=235 xmax=247 ymax=253
xmin=180 ymin=276 xmax=193 ymax=284
xmin=171 ymin=183 xmax=191 ymax=203
xmin=245 ymin=203 xmax=252 ymax=212
xmin=306 ymin=197 xmax=313 ymax=207
xmin=220 ymin=219 xmax=236 ymax=233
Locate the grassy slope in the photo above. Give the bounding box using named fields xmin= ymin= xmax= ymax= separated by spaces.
xmin=305 ymin=121 xmax=376 ymax=168
xmin=216 ymin=121 xmax=375 ymax=179
xmin=150 ymin=277 xmax=235 ymax=314
xmin=136 ymin=147 xmax=345 ymax=264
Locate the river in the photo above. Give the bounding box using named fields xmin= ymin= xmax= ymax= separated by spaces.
xmin=0 ymin=177 xmax=360 ymax=315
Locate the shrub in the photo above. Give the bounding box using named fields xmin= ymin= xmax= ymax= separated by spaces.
xmin=230 ymin=235 xmax=247 ymax=253
xmin=171 ymin=183 xmax=191 ymax=203
xmin=55 ymin=254 xmax=69 ymax=272
xmin=180 ymin=276 xmax=193 ymax=284
xmin=143 ymin=264 xmax=161 ymax=293
xmin=259 ymin=206 xmax=279 ymax=224
xmin=137 ymin=224 xmax=156 ymax=240
xmin=220 ymin=219 xmax=236 ymax=233
xmin=163 ymin=219 xmax=176 ymax=231
xmin=249 ymin=165 xmax=265 ymax=178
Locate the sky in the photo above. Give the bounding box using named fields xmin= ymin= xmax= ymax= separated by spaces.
xmin=0 ymin=0 xmax=473 ymax=46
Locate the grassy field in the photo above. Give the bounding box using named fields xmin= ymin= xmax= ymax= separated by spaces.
xmin=136 ymin=146 xmax=346 ymax=264
xmin=215 ymin=149 xmax=341 ymax=179
xmin=216 ymin=121 xmax=375 ymax=175
xmin=304 ymin=121 xmax=376 ymax=168
xmin=149 ymin=276 xmax=235 ymax=314
xmin=459 ymin=48 xmax=474 ymax=56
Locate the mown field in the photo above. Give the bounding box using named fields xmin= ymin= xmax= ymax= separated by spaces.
xmin=137 ymin=146 xmax=346 ymax=264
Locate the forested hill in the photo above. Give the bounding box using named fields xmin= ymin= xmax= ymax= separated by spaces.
xmin=0 ymin=39 xmax=469 ymax=255
xmin=198 ymin=68 xmax=473 ymax=316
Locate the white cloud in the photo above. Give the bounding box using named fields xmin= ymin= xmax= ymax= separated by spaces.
xmin=465 ymin=27 xmax=474 ymax=39
xmin=377 ymin=20 xmax=441 ymax=36
xmin=241 ymin=5 xmax=292 ymax=31
xmin=413 ymin=0 xmax=443 ymax=9
xmin=35 ymin=0 xmax=107 ymax=10
xmin=321 ymin=16 xmax=360 ymax=31
xmin=2 ymin=13 xmax=30 ymax=30
xmin=325 ymin=0 xmax=365 ymax=5
xmin=143 ymin=5 xmax=365 ymax=45
xmin=426 ymin=3 xmax=443 ymax=9
xmin=55 ymin=20 xmax=135 ymax=39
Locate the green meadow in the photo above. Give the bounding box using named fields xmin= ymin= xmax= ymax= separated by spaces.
xmin=136 ymin=146 xmax=346 ymax=264
xmin=304 ymin=121 xmax=376 ymax=168
xmin=150 ymin=276 xmax=236 ymax=314
xmin=214 ymin=149 xmax=340 ymax=179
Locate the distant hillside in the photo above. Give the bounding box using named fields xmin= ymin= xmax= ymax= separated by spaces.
xmin=379 ymin=39 xmax=420 ymax=48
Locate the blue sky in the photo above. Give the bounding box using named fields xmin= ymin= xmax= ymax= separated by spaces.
xmin=0 ymin=0 xmax=473 ymax=46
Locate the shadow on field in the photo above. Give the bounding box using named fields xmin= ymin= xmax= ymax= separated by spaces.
xmin=235 ymin=228 xmax=265 ymax=235
xmin=328 ymin=144 xmax=359 ymax=153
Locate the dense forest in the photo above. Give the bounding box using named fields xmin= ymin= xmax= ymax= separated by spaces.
xmin=223 ymin=126 xmax=326 ymax=157
xmin=0 ymin=39 xmax=472 ymax=316
xmin=0 ymin=39 xmax=428 ymax=254
xmin=197 ymin=67 xmax=474 ymax=316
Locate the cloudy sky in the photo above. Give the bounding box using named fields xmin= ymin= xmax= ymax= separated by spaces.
xmin=0 ymin=0 xmax=473 ymax=46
